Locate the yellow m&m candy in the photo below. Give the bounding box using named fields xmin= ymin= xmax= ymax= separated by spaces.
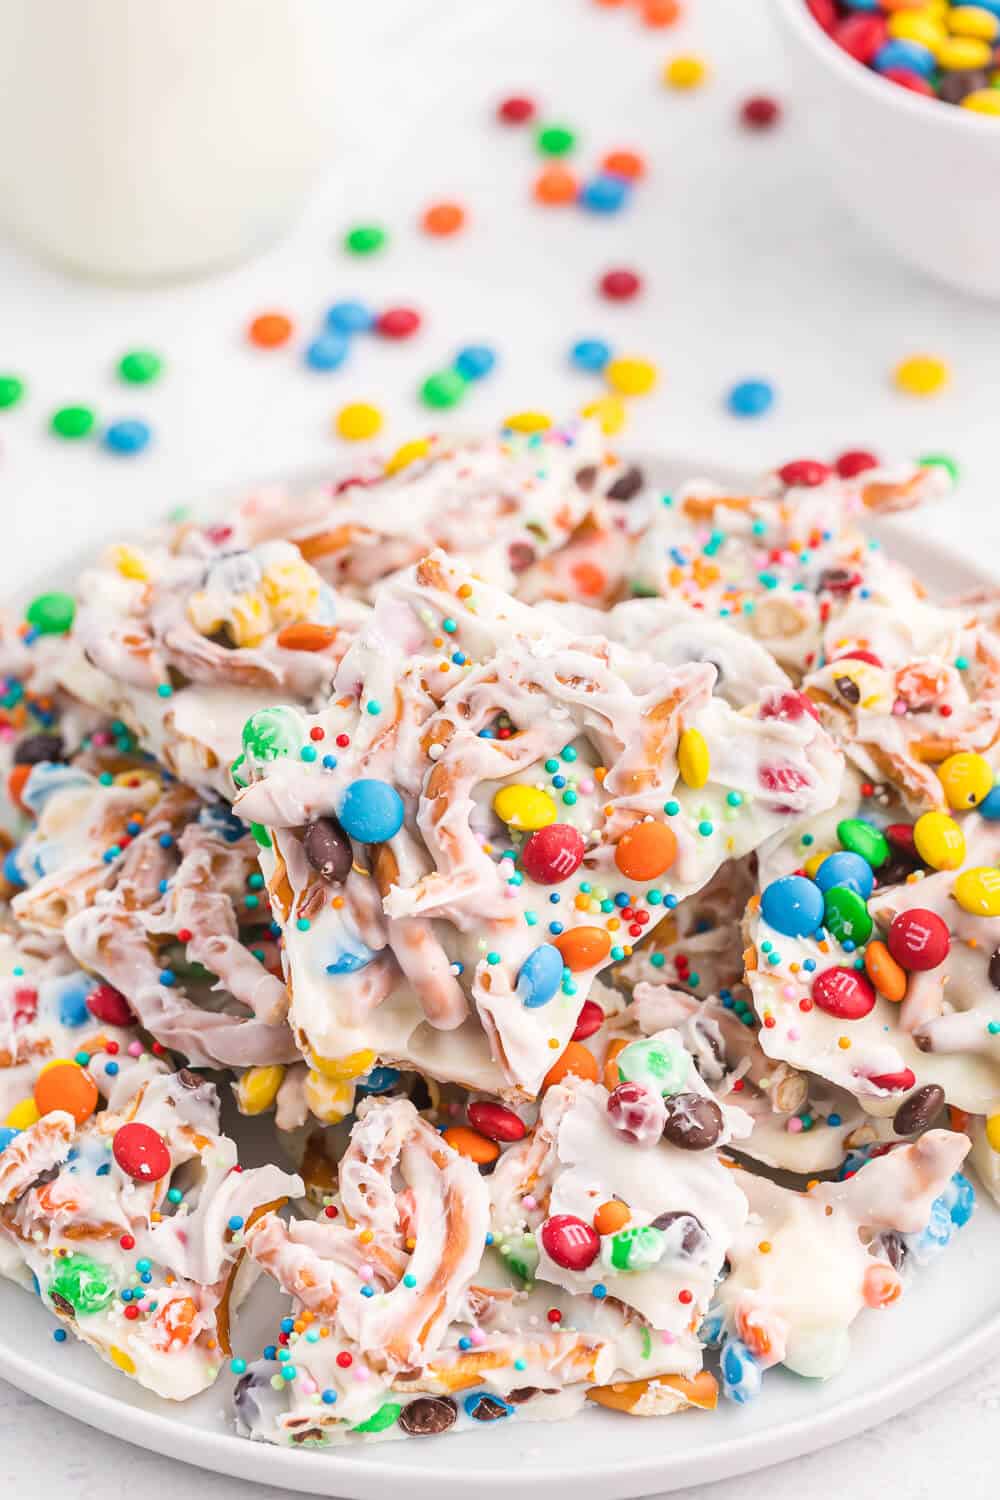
xmin=663 ymin=54 xmax=709 ymax=89
xmin=678 ymin=727 xmax=710 ymax=789
xmin=604 ymin=357 xmax=658 ymax=397
xmin=493 ymin=784 xmax=558 ymax=831
xmin=954 ymin=866 xmax=1000 ymax=916
xmin=986 ymin=1113 xmax=1000 ymax=1152
xmin=305 ymin=1071 xmax=356 ymax=1124
xmin=937 ymin=752 xmax=994 ymax=810
xmin=384 ymin=437 xmax=431 ymax=476
xmin=311 ymin=1048 xmax=377 ymax=1081
xmin=580 ymin=395 xmax=627 ymax=435
xmin=237 ymin=1065 xmax=286 ymax=1115
xmin=913 ymin=810 xmax=966 ymax=870
xmin=948 ymin=5 xmax=999 ymax=40
xmin=335 ymin=402 xmax=383 ymax=441
xmin=504 ymin=410 xmax=552 ymax=434
xmin=962 ymin=90 xmax=1000 ymax=115
xmin=894 ymin=354 xmax=950 ymax=397
xmin=5 ymin=1098 xmax=39 ymax=1130
xmin=935 ymin=34 xmax=992 ymax=67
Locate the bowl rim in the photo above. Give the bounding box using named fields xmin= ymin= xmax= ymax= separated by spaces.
xmin=772 ymin=0 xmax=1000 ymax=135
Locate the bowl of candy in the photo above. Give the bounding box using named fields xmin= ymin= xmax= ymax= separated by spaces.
xmin=774 ymin=0 xmax=1000 ymax=298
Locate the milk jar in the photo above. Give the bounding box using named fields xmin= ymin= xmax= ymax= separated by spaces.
xmin=0 ymin=0 xmax=337 ymax=281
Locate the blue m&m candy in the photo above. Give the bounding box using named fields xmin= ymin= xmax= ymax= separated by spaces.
xmin=571 ymin=338 xmax=612 ymax=373
xmin=0 ymin=1127 xmax=20 ymax=1154
xmin=454 ymin=345 xmax=496 ymax=381
xmin=326 ymin=300 xmax=374 ymax=335
xmin=579 ymin=175 xmax=630 ymax=214
xmin=872 ymin=39 xmax=936 ymax=78
xmin=978 ymin=784 xmax=1000 ymax=820
xmin=2 ymin=848 xmax=24 ymax=888
xmin=516 ymin=943 xmax=563 ymax=1008
xmin=104 ymin=419 xmax=151 ymax=456
xmin=338 ymin=779 xmax=404 ymax=843
xmin=727 ymin=379 xmax=774 ymax=418
xmin=814 ymin=850 xmax=874 ymax=901
xmin=720 ymin=1338 xmax=762 ymax=1404
xmin=305 ymin=333 xmax=350 ymax=371
xmin=760 ymin=875 xmax=824 ymax=938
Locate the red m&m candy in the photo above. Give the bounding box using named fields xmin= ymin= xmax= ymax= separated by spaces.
xmin=540 ymin=1214 xmax=601 ymax=1272
xmin=887 ymin=909 xmax=950 ymax=971
xmin=599 ymin=267 xmax=642 ymax=301
xmin=376 ymin=307 xmax=421 ymax=339
xmin=467 ymin=1100 xmax=527 ymax=1143
xmin=835 ymin=449 xmax=879 ymax=479
xmin=113 ymin=1122 xmax=172 ymax=1182
xmin=831 ymin=649 xmax=883 ymax=669
xmin=497 ymin=95 xmax=536 ymax=125
xmin=572 ymin=1000 xmax=605 ymax=1042
xmin=520 ymin=823 xmax=585 ymax=884
xmin=87 ymin=982 xmax=136 ymax=1027
xmin=811 ymin=966 xmax=877 ymax=1020
xmin=886 ymin=823 xmax=916 ymax=855
xmin=867 ymin=1068 xmax=917 ymax=1093
xmin=833 ymin=14 xmax=886 ymax=63
xmin=759 ymin=689 xmax=820 ymax=723
xmin=777 ymin=458 xmax=831 ymax=488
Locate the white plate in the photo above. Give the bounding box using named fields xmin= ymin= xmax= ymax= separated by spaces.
xmin=3 ymin=457 xmax=998 ymax=1500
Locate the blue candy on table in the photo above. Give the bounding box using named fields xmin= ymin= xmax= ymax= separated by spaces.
xmin=720 ymin=1337 xmax=762 ymax=1404
xmin=978 ymin=784 xmax=1000 ymax=821
xmin=356 ymin=1066 xmax=401 ymax=1097
xmin=516 ymin=942 xmax=563 ymax=1008
xmin=814 ymin=850 xmax=874 ymax=901
xmin=338 ymin=778 xmax=404 ymax=844
xmin=760 ymin=874 xmax=824 ymax=938
xmin=326 ymin=300 xmax=374 ymax=335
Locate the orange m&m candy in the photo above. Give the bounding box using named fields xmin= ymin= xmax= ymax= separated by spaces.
xmin=533 ymin=164 xmax=578 ymax=205
xmin=594 ymin=1199 xmax=631 ymax=1236
xmin=641 ymin=0 xmax=681 ymax=24
xmin=864 ymin=940 xmax=907 ymax=1003
xmin=6 ymin=763 xmax=32 ymax=813
xmin=422 ymin=201 xmax=466 ymax=236
xmin=248 ymin=312 xmax=293 ymax=348
xmin=554 ymin=926 xmax=612 ymax=971
xmin=602 ymin=149 xmax=646 ymax=180
xmin=604 ymin=1037 xmax=630 ymax=1091
xmin=543 ymin=1042 xmax=600 ymax=1091
xmin=615 ymin=820 xmax=677 ymax=881
xmin=442 ymin=1126 xmax=500 ymax=1165
xmin=275 ymin=622 xmax=339 ymax=652
xmin=34 ymin=1061 xmax=98 ymax=1125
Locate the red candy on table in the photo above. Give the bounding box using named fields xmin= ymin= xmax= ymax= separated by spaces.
xmin=888 ymin=909 xmax=950 ymax=971
xmin=882 ymin=67 xmax=935 ymax=98
xmin=806 ymin=0 xmax=837 ymax=32
xmin=741 ymin=96 xmax=781 ymax=129
xmin=497 ymin=95 xmax=536 ymax=125
xmin=12 ymin=986 xmax=37 ymax=1024
xmin=759 ymin=689 xmax=820 ymax=723
xmin=86 ymin=982 xmax=136 ymax=1027
xmin=520 ymin=823 xmax=585 ymax=884
xmin=832 ymin=14 xmax=887 ymax=63
xmin=835 ymin=449 xmax=879 ymax=479
xmin=867 ymin=1068 xmax=917 ymax=1093
xmin=811 ymin=966 xmax=877 ymax=1020
xmin=113 ymin=1121 xmax=172 ymax=1182
xmin=540 ymin=1214 xmax=601 ymax=1272
xmin=467 ymin=1100 xmax=527 ymax=1143
xmin=599 ymin=267 xmax=642 ymax=301
xmin=376 ymin=307 xmax=421 ymax=339
xmin=572 ymin=999 xmax=605 ymax=1041
xmin=778 ymin=458 xmax=831 ymax=488
xmin=831 ymin=648 xmax=883 ymax=668
xmin=886 ymin=823 xmax=917 ymax=855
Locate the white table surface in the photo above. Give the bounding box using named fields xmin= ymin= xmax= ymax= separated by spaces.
xmin=2 ymin=0 xmax=999 ymax=1494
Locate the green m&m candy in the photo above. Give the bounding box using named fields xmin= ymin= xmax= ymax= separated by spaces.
xmin=49 ymin=1253 xmax=116 ymax=1316
xmin=352 ymin=1401 xmax=402 ymax=1434
xmin=498 ymin=1229 xmax=538 ymax=1285
xmin=26 ymin=591 xmax=75 ymax=635
xmin=241 ymin=707 xmax=300 ymax=763
xmin=822 ymin=885 xmax=873 ymax=948
xmin=616 ymin=1036 xmax=689 ymax=1097
xmin=601 ymin=1225 xmax=666 ymax=1274
xmin=836 ymin=818 xmax=889 ymax=869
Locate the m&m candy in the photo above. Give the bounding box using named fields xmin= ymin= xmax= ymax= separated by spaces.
xmin=760 ymin=875 xmax=824 ymax=938
xmin=516 ymin=943 xmax=564 ymax=1008
xmin=811 ymin=967 xmax=877 ymax=1020
xmin=541 ymin=1214 xmax=601 ymax=1271
xmin=913 ymin=811 xmax=966 ymax=871
xmin=113 ymin=1121 xmax=172 ymax=1181
xmin=520 ymin=823 xmax=585 ymax=884
xmin=339 ymin=779 xmax=405 ymax=844
xmin=814 ymin=851 xmax=874 ymax=900
xmin=887 ymin=909 xmax=950 ymax=970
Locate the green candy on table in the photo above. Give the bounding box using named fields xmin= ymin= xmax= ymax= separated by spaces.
xmin=602 ymin=1225 xmax=666 ymax=1274
xmin=49 ymin=1253 xmax=117 ymax=1316
xmin=498 ymin=1229 xmax=538 ymax=1285
xmin=352 ymin=1401 xmax=402 ymax=1434
xmin=241 ymin=706 xmax=301 ymax=763
xmin=26 ymin=591 xmax=76 ymax=635
xmin=616 ymin=1036 xmax=689 ymax=1098
xmin=822 ymin=885 xmax=873 ymax=948
xmin=420 ymin=370 xmax=467 ymax=410
xmin=836 ymin=817 xmax=889 ymax=869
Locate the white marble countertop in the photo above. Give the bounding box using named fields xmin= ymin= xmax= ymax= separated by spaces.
xmin=2 ymin=0 xmax=1000 ymax=1493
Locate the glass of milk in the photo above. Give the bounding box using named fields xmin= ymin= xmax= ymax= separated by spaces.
xmin=0 ymin=0 xmax=337 ymax=281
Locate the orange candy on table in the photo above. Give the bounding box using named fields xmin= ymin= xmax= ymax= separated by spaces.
xmin=275 ymin=622 xmax=339 ymax=652
xmin=594 ymin=1199 xmax=631 ymax=1236
xmin=34 ymin=1061 xmax=99 ymax=1125
xmin=615 ymin=820 xmax=677 ymax=881
xmin=553 ymin=925 xmax=612 ymax=971
xmin=602 ymin=149 xmax=646 ymax=180
xmin=533 ymin=164 xmax=579 ymax=205
xmin=544 ymin=1041 xmax=600 ymax=1091
xmin=864 ymin=940 xmax=907 ymax=1003
xmin=604 ymin=1037 xmax=629 ymax=1091
xmin=640 ymin=0 xmax=682 ymax=25
xmin=248 ymin=312 xmax=294 ymax=349
xmin=7 ymin=763 xmax=32 ymax=813
xmin=422 ymin=201 xmax=466 ymax=237
xmin=442 ymin=1126 xmax=500 ymax=1165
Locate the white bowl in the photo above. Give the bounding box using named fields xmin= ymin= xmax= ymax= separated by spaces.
xmin=773 ymin=0 xmax=1000 ymax=299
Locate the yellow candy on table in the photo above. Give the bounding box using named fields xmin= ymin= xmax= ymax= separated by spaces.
xmin=581 ymin=395 xmax=627 ymax=435
xmin=954 ymin=866 xmax=1000 ymax=916
xmin=663 ymin=54 xmax=709 ymax=90
xmin=109 ymin=1346 xmax=137 ymax=1376
xmin=678 ymin=727 xmax=710 ymax=789
xmin=913 ymin=810 xmax=966 ymax=870
xmin=962 ymin=88 xmax=1000 ymax=114
xmin=604 ymin=357 xmax=658 ymax=398
xmin=335 ymin=402 xmax=383 ymax=441
xmin=893 ymin=354 xmax=949 ymax=397
xmin=305 ymin=1070 xmax=356 ymax=1125
xmin=109 ymin=544 xmax=150 ymax=582
xmin=986 ymin=1113 xmax=1000 ymax=1152
xmin=948 ymin=4 xmax=999 ymax=39
xmin=237 ymin=1064 xmax=286 ymax=1116
xmin=937 ymin=751 xmax=994 ymax=809
xmin=385 ymin=437 xmax=431 ymax=476
xmin=935 ymin=34 xmax=992 ymax=66
xmin=493 ymin=783 xmax=558 ymax=831
xmin=311 ymin=1048 xmax=377 ymax=1082
xmin=112 ymin=768 xmax=160 ymax=791
xmin=804 ymin=849 xmax=832 ymax=880
xmin=6 ymin=1098 xmax=40 ymax=1130
xmin=888 ymin=11 xmax=946 ymax=46
xmin=504 ymin=411 xmax=552 ymax=434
